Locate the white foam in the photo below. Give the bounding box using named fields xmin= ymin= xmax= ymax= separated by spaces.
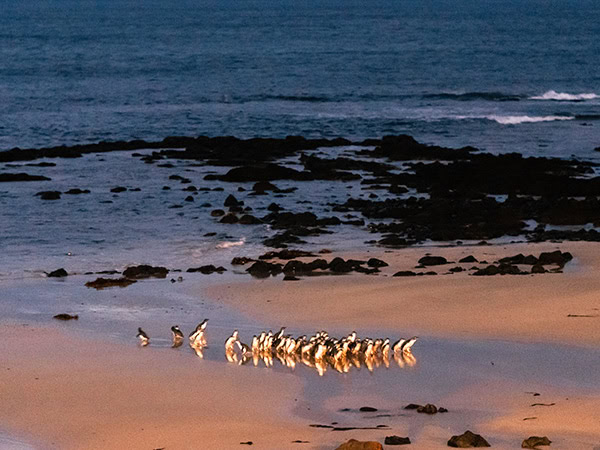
xmin=530 ymin=90 xmax=598 ymax=101
xmin=486 ymin=115 xmax=574 ymax=125
xmin=216 ymin=239 xmax=245 ymax=249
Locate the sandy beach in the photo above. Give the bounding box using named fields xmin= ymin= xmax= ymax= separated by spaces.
xmin=1 ymin=241 xmax=599 ymax=449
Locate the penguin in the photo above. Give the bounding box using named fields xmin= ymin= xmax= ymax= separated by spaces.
xmin=401 ymin=336 xmax=418 ymax=354
xmin=136 ymin=327 xmax=149 ymax=345
xmin=225 ymin=330 xmax=239 ymax=352
xmin=189 ymin=319 xmax=208 ymax=341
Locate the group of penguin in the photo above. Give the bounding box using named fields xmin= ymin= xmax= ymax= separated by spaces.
xmin=136 ymin=321 xmax=418 ymax=375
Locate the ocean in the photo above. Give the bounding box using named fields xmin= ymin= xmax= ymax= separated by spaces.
xmin=1 ymin=0 xmax=599 ymax=158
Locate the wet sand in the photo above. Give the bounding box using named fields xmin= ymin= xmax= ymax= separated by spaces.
xmin=205 ymin=241 xmax=600 ymax=347
xmin=1 ymin=241 xmax=600 ymax=448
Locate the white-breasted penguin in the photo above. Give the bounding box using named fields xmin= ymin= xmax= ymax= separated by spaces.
xmin=401 ymin=336 xmax=418 ymax=353
xmin=225 ymin=330 xmax=239 ymax=352
xmin=136 ymin=327 xmax=149 ymax=345
xmin=189 ymin=319 xmax=208 ymax=341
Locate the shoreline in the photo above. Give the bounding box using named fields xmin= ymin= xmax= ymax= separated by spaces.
xmin=1 ymin=241 xmax=599 ymax=448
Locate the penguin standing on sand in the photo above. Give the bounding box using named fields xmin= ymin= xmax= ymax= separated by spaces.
xmin=171 ymin=325 xmax=184 ymax=347
xmin=189 ymin=319 xmax=208 ymax=341
xmin=136 ymin=327 xmax=149 ymax=346
xmin=225 ymin=330 xmax=239 ymax=352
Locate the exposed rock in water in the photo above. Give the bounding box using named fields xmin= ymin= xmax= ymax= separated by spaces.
xmin=35 ymin=190 xmax=61 ymax=200
xmin=335 ymin=440 xmax=384 ymax=450
xmin=459 ymin=255 xmax=478 ymax=263
xmin=231 ymin=257 xmax=255 ymax=265
xmin=384 ymin=435 xmax=411 ymax=445
xmin=0 ymin=173 xmax=51 ymax=182
xmin=211 ymin=209 xmax=225 ymax=217
xmin=521 ymin=436 xmax=551 ymax=449
xmin=238 ymin=214 xmax=263 ymax=224
xmin=220 ymin=213 xmax=239 ymax=224
xmin=224 ymin=194 xmax=243 ymax=207
xmin=110 ymin=186 xmax=127 ymax=193
xmin=85 ymin=277 xmax=137 ymax=289
xmin=122 ymin=265 xmax=168 ymax=279
xmin=53 ymin=313 xmax=78 ymax=321
xmin=186 ymin=265 xmax=226 ymax=274
xmin=64 ymin=188 xmax=90 ymax=194
xmin=447 ymin=430 xmax=491 ymax=448
xmin=47 ymin=268 xmax=68 ymax=277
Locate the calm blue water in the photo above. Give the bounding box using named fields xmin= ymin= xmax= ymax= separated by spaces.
xmin=1 ymin=0 xmax=599 ymax=158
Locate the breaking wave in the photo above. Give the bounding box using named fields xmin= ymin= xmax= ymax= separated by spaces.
xmin=530 ymin=90 xmax=598 ymax=101
xmin=486 ymin=115 xmax=575 ymax=125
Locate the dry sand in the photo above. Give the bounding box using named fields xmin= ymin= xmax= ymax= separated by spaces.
xmin=2 ymin=241 xmax=600 ymax=449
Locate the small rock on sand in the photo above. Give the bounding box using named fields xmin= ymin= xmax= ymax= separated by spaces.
xmin=522 ymin=436 xmax=551 ymax=449
xmin=447 ymin=430 xmax=490 ymax=448
xmin=53 ymin=313 xmax=78 ymax=321
xmin=336 ymin=439 xmax=383 ymax=450
xmin=385 ymin=435 xmax=411 ymax=445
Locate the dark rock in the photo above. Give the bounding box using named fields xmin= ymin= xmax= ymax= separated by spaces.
xmin=335 ymin=440 xmax=383 ymax=450
xmin=418 ymin=256 xmax=448 ymax=266
xmin=367 ymin=258 xmax=388 ymax=268
xmin=231 ymin=257 xmax=255 ymax=265
xmin=246 ymin=261 xmax=283 ymax=278
xmin=283 ymin=275 xmax=300 ymax=281
xmin=0 ymin=173 xmax=51 ymax=182
xmin=319 ymin=248 xmax=332 ymax=254
xmin=110 ymin=186 xmax=127 ymax=193
xmin=186 ymin=265 xmax=226 ymax=274
xmin=184 ymin=195 xmax=194 ymax=202
xmin=211 ymin=209 xmax=225 ymax=217
xmin=53 ymin=313 xmax=78 ymax=320
xmin=240 ymin=442 xmax=253 ymax=446
xmin=472 ymin=263 xmax=527 ymax=276
xmin=182 ymin=185 xmax=197 ymax=191
xmin=64 ymin=188 xmax=90 ymax=195
xmin=283 ymin=259 xmax=329 ymax=275
xmin=122 ymin=265 xmax=168 ymax=279
xmin=404 ymin=404 xmax=421 ymax=410
xmin=531 ymin=264 xmax=546 ymax=274
xmin=359 ymin=406 xmax=378 ymax=412
xmin=459 ymin=255 xmax=478 ymax=263
xmin=48 ymin=268 xmax=68 ymax=277
xmin=394 ymin=271 xmax=417 ymax=277
xmin=36 ymin=191 xmax=61 ymax=200
xmin=447 ymin=430 xmax=490 ymax=448
xmin=220 ymin=213 xmax=239 ymax=224
xmin=384 ymin=435 xmax=411 ymax=445
xmin=267 ymin=202 xmax=282 ymax=212
xmin=85 ymin=277 xmax=137 ymax=289
xmin=439 ymin=407 xmax=449 ymax=413
xmin=538 ymin=250 xmax=573 ymax=266
xmin=252 ymin=181 xmax=278 ymax=192
xmin=259 ymin=249 xmax=316 ymax=260
xmin=449 ymin=266 xmax=464 ymax=273
xmin=239 ymin=214 xmax=263 ymax=224
xmin=521 ymin=436 xmax=551 ymax=449
xmin=417 ymin=404 xmax=438 ymax=414
xmin=224 ymin=194 xmax=243 ymax=207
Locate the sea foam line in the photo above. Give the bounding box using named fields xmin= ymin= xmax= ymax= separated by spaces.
xmin=486 ymin=115 xmax=575 ymax=125
xmin=530 ymin=90 xmax=598 ymax=101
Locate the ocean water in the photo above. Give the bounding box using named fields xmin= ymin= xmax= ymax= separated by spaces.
xmin=0 ymin=0 xmax=599 ymax=158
